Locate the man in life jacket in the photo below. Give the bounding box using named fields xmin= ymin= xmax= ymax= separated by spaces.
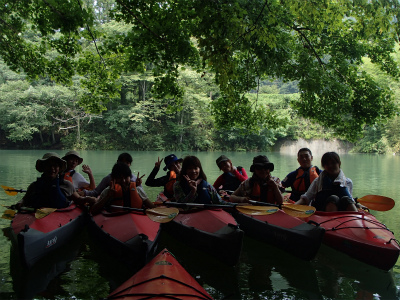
xmin=230 ymin=155 xmax=283 ymax=205
xmin=62 ymin=150 xmax=95 ymax=191
xmin=281 ymin=148 xmax=322 ymax=202
xmin=20 ymin=152 xmax=96 ymax=209
xmin=90 ymin=162 xmax=154 ymax=215
xmin=145 ymin=154 xmax=183 ymax=200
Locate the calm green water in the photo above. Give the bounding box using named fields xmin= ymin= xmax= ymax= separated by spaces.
xmin=0 ymin=150 xmax=399 ymax=299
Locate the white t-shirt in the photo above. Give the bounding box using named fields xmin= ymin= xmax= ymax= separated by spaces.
xmin=71 ymin=172 xmax=89 ymax=190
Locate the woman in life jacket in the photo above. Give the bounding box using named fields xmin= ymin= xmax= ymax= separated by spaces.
xmin=213 ymin=155 xmax=248 ymax=198
xmin=62 ymin=150 xmax=96 ymax=191
xmin=20 ymin=152 xmax=97 ymax=209
xmin=173 ymin=156 xmax=228 ymax=204
xmin=296 ymin=152 xmax=358 ymax=212
xmin=230 ymin=155 xmax=283 ymax=205
xmin=145 ymin=154 xmax=182 ymax=200
xmin=90 ymin=162 xmax=154 ymax=215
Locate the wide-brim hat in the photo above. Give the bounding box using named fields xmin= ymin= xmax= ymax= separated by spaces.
xmin=36 ymin=152 xmax=67 ymax=173
xmin=62 ymin=150 xmax=83 ymax=165
xmin=216 ymin=155 xmax=229 ymax=167
xmin=250 ymin=155 xmax=274 ymax=172
xmin=163 ymin=154 xmax=183 ymax=171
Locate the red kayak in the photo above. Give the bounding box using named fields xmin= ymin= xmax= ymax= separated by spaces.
xmin=108 ymin=248 xmax=213 ymax=300
xmin=162 ymin=208 xmax=243 ymax=266
xmin=10 ymin=204 xmax=86 ymax=268
xmin=232 ymin=209 xmax=325 ymax=260
xmin=88 ymin=210 xmax=161 ymax=268
xmin=305 ymin=210 xmax=400 ymax=270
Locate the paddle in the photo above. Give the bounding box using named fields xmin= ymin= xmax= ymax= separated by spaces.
xmin=1 ymin=185 xmax=26 ymax=196
xmin=248 ymin=200 xmax=316 ymax=218
xmin=109 ymin=205 xmax=179 ymax=223
xmin=35 ymin=207 xmax=58 ymax=219
xmin=162 ymin=202 xmax=279 ymax=216
xmin=1 ymin=206 xmax=35 ymax=220
xmin=356 ymin=195 xmax=395 ymax=211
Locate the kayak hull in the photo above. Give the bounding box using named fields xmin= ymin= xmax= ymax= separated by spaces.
xmin=162 ymin=209 xmax=243 ymax=266
xmin=88 ymin=210 xmax=161 ymax=268
xmin=10 ymin=204 xmax=86 ymax=268
xmin=232 ymin=209 xmax=325 ymax=260
xmin=108 ymin=248 xmax=213 ymax=300
xmin=306 ymin=211 xmax=400 ymax=270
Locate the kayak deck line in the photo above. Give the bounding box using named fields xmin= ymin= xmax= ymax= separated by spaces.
xmin=108 ymin=275 xmax=213 ymax=300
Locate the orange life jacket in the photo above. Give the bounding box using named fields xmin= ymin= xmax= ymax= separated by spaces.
xmin=112 ymin=182 xmax=142 ymax=209
xmin=293 ymin=166 xmax=319 ymax=193
xmin=63 ymin=170 xmax=74 ymax=183
xmin=251 ymin=181 xmax=278 ymax=204
xmin=164 ymin=171 xmax=177 ymax=198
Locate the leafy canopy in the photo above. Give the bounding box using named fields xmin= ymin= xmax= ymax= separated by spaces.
xmin=1 ymin=0 xmax=399 ymax=140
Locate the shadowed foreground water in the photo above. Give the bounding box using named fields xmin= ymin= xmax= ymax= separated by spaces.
xmin=0 ymin=150 xmax=399 ymax=299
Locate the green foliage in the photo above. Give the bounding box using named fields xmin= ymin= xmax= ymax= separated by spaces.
xmin=1 ymin=0 xmax=399 ymax=138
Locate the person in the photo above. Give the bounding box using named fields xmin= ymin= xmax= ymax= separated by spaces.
xmin=173 ymin=156 xmax=227 ymax=204
xmin=213 ymin=155 xmax=248 ymax=193
xmin=20 ymin=152 xmax=96 ymax=209
xmin=145 ymin=154 xmax=182 ymax=199
xmin=81 ymin=153 xmax=149 ymax=204
xmin=62 ymin=150 xmax=95 ymax=191
xmin=295 ymin=152 xmax=358 ymax=212
xmin=281 ymin=148 xmax=322 ymax=202
xmin=90 ymin=163 xmax=154 ymax=215
xmin=230 ymin=155 xmax=283 ymax=204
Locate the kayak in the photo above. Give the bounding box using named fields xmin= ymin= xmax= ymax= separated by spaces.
xmin=107 ymin=248 xmax=213 ymax=300
xmin=10 ymin=204 xmax=86 ymax=268
xmin=305 ymin=210 xmax=400 ymax=270
xmin=88 ymin=209 xmax=161 ymax=268
xmin=231 ymin=209 xmax=325 ymax=260
xmin=162 ymin=208 xmax=244 ymax=266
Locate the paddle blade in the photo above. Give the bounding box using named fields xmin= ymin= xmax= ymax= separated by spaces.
xmin=1 ymin=185 xmax=19 ymax=196
xmin=2 ymin=209 xmax=16 ymax=220
xmin=357 ymin=195 xmax=395 ymax=211
xmin=35 ymin=208 xmax=57 ymax=219
xmin=146 ymin=207 xmax=179 ymax=223
xmin=236 ymin=205 xmax=278 ymax=215
xmin=282 ymin=204 xmax=316 ymax=218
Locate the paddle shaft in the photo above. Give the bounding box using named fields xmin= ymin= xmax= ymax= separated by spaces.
xmin=163 ymin=201 xmax=236 ymax=209
xmin=109 ymin=205 xmax=144 ymax=212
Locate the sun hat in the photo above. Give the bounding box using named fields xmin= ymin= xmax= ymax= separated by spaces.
xmin=62 ymin=150 xmax=83 ymax=165
xmin=163 ymin=154 xmax=183 ymax=171
xmin=36 ymin=152 xmax=67 ymax=172
xmin=216 ymin=155 xmax=230 ymax=167
xmin=250 ymin=155 xmax=274 ymax=172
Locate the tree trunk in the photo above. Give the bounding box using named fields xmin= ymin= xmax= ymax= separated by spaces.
xmin=76 ymin=117 xmax=81 ymax=143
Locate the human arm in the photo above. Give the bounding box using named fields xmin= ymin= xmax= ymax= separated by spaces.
xmin=232 ymin=166 xmax=248 ymax=182
xmin=83 ymin=174 xmax=111 ymax=197
xmin=267 ymin=176 xmax=284 ymax=205
xmin=230 ymin=181 xmax=250 ymax=203
xmin=213 ymin=174 xmax=225 ymax=190
xmin=145 ymin=158 xmax=169 ymax=187
xmin=296 ymin=177 xmax=319 ymax=205
xmin=173 ymin=180 xmax=198 ymax=203
xmin=82 ymin=164 xmax=96 ymax=190
xmin=89 ymin=186 xmax=113 ymax=215
xmin=136 ymin=185 xmax=155 ymax=208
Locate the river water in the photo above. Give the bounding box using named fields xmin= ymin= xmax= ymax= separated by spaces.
xmin=0 ymin=150 xmax=399 ymax=299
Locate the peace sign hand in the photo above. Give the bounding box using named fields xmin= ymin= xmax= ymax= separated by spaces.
xmin=184 ymin=175 xmax=199 ymax=193
xmin=155 ymin=157 xmax=164 ymax=169
xmin=136 ymin=172 xmax=145 ymax=186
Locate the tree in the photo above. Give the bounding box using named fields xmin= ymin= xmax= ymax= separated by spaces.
xmin=1 ymin=0 xmax=399 ymax=140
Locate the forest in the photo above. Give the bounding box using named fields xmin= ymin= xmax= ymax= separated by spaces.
xmin=1 ymin=0 xmax=400 ymax=154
